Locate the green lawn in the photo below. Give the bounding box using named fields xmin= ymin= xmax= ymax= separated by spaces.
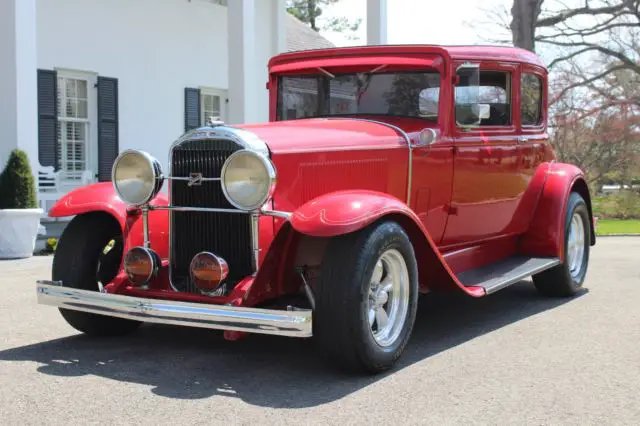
xmin=596 ymin=219 xmax=640 ymax=235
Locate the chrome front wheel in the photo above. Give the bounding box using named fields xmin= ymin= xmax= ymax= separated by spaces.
xmin=368 ymin=249 xmax=410 ymax=347
xmin=315 ymin=221 xmax=419 ymax=373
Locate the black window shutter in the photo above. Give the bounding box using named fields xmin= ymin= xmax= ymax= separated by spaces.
xmin=185 ymin=88 xmax=201 ymax=131
xmin=37 ymin=69 xmax=58 ymax=170
xmin=97 ymin=76 xmax=119 ymax=182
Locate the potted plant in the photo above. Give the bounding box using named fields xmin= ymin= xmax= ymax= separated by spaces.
xmin=0 ymin=149 xmax=43 ymax=259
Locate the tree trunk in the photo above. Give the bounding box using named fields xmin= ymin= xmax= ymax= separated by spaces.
xmin=510 ymin=0 xmax=544 ymax=52
xmin=308 ymin=0 xmax=317 ymax=31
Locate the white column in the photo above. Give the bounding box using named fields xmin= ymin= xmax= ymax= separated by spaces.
xmin=227 ymin=0 xmax=257 ymax=124
xmin=0 ymin=0 xmax=39 ymax=180
xmin=272 ymin=0 xmax=287 ymax=55
xmin=367 ymin=0 xmax=388 ymax=45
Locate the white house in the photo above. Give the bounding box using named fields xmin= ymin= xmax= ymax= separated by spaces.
xmin=0 ymin=0 xmax=388 ymax=218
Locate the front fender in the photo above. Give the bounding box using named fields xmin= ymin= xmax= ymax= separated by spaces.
xmin=49 ymin=182 xmax=169 ymax=258
xmin=520 ymin=162 xmax=595 ymax=260
xmin=290 ymin=190 xmax=414 ymax=237
xmin=49 ymin=182 xmax=130 ymax=228
xmin=289 ymin=190 xmax=485 ymax=297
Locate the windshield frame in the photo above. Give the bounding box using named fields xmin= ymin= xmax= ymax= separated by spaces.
xmin=275 ymin=69 xmax=442 ymax=122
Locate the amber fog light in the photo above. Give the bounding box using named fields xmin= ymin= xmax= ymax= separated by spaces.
xmin=190 ymin=252 xmax=229 ymax=293
xmin=123 ymin=247 xmax=159 ymax=287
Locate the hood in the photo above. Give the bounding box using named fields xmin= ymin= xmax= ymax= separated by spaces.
xmin=236 ymin=118 xmax=409 ymax=154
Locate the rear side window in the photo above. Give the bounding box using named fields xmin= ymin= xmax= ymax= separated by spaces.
xmin=521 ymin=73 xmax=543 ymax=125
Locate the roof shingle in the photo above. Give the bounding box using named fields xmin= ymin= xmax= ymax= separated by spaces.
xmin=286 ymin=14 xmax=335 ymax=52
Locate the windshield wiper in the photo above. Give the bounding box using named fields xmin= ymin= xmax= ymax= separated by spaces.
xmin=369 ymin=64 xmax=388 ymax=74
xmin=317 ymin=67 xmax=335 ymax=79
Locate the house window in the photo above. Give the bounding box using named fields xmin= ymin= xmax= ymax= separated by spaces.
xmin=57 ymin=71 xmax=97 ymax=180
xmin=200 ymin=88 xmax=227 ymax=125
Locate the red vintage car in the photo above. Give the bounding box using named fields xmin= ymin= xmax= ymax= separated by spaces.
xmin=37 ymin=45 xmax=595 ymax=373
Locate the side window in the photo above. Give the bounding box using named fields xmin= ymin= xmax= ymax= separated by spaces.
xmin=455 ymin=70 xmax=512 ymax=126
xmin=521 ymin=73 xmax=543 ymax=126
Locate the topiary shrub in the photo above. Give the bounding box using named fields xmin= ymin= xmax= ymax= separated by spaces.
xmin=0 ymin=149 xmax=37 ymax=209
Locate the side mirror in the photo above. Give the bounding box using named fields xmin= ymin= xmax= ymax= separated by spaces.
xmin=455 ymin=63 xmax=481 ymax=127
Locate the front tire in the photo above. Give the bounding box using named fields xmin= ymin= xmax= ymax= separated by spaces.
xmin=533 ymin=192 xmax=591 ymax=297
xmin=53 ymin=213 xmax=141 ymax=336
xmin=315 ymin=221 xmax=419 ymax=373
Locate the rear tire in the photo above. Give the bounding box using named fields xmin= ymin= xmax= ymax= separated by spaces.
xmin=533 ymin=192 xmax=591 ymax=297
xmin=315 ymin=221 xmax=419 ymax=373
xmin=53 ymin=213 xmax=141 ymax=336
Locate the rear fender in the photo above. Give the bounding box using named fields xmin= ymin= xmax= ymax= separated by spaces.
xmin=520 ymin=163 xmax=595 ymax=260
xmin=49 ymin=182 xmax=170 ymax=258
xmin=283 ymin=190 xmax=485 ymax=297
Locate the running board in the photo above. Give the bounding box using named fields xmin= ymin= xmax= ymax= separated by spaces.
xmin=458 ymin=256 xmax=561 ymax=295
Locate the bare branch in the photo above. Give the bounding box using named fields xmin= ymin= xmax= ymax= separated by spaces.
xmin=536 ymin=2 xmax=628 ymax=27
xmin=547 ymin=46 xmax=600 ymax=68
xmin=536 ymin=39 xmax=640 ymax=74
xmin=535 ymin=22 xmax=638 ymax=40
xmin=550 ymin=65 xmax=628 ymax=103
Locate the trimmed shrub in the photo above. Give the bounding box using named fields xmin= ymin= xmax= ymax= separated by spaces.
xmin=0 ymin=149 xmax=37 ymax=209
xmin=614 ymin=190 xmax=640 ymax=219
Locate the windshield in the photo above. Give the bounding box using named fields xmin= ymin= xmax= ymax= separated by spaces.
xmin=277 ymin=71 xmax=440 ymax=121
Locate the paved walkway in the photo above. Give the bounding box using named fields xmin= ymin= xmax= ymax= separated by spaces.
xmin=1 ymin=238 xmax=639 ymax=425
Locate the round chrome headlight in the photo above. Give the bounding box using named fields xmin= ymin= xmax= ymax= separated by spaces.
xmin=221 ymin=150 xmax=276 ymax=211
xmin=112 ymin=150 xmax=163 ymax=206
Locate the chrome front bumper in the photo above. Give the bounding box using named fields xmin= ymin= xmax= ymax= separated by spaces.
xmin=36 ymin=282 xmax=312 ymax=338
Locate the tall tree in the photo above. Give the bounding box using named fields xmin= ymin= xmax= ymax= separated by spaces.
xmin=286 ymin=0 xmax=361 ymax=36
xmin=506 ymin=1 xmax=639 ymax=100
xmin=548 ymin=70 xmax=640 ymax=187
xmin=510 ymin=0 xmax=544 ymax=52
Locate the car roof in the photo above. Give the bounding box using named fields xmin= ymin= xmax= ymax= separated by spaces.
xmin=269 ymin=44 xmax=547 ymax=70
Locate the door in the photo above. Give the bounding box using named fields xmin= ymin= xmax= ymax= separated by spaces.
xmin=441 ymin=62 xmax=525 ymax=247
xmin=508 ymin=65 xmax=551 ymax=232
xmin=411 ymin=131 xmax=454 ymax=246
xmin=410 ymin=73 xmax=454 ymax=246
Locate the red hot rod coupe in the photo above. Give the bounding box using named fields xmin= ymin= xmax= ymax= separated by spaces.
xmin=37 ymin=45 xmax=595 ymax=373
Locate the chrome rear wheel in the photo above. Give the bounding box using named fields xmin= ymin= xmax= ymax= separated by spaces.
xmin=567 ymin=212 xmax=586 ymax=280
xmin=533 ymin=192 xmax=591 ymax=297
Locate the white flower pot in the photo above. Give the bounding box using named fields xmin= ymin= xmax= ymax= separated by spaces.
xmin=0 ymin=209 xmax=44 ymax=259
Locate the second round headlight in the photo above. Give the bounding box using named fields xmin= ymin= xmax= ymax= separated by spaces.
xmin=112 ymin=150 xmax=163 ymax=206
xmin=221 ymin=150 xmax=276 ymax=211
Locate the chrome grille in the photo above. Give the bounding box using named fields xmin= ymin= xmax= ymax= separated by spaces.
xmin=170 ymin=139 xmax=253 ymax=293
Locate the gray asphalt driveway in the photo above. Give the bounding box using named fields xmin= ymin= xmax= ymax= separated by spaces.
xmin=1 ymin=237 xmax=639 ymax=425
